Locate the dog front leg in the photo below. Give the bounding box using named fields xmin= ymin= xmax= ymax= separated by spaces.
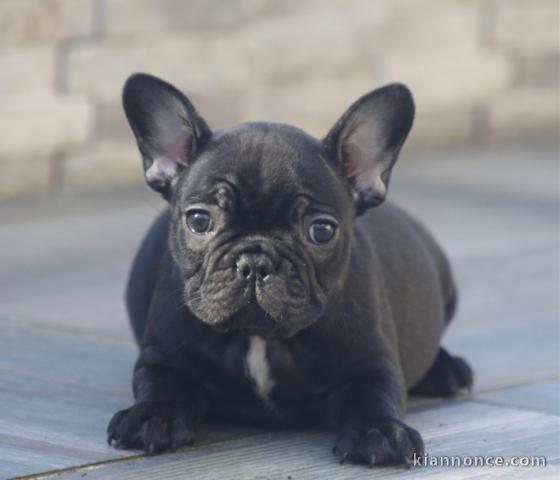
xmin=107 ymin=346 xmax=207 ymax=454
xmin=329 ymin=363 xmax=424 ymax=467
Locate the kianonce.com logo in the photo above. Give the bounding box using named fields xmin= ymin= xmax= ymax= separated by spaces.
xmin=413 ymin=453 xmax=547 ymax=468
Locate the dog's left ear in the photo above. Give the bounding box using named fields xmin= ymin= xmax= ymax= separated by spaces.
xmin=123 ymin=73 xmax=211 ymax=199
xmin=324 ymin=83 xmax=414 ymax=214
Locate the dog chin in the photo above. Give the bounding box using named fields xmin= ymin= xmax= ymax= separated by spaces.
xmin=195 ymin=301 xmax=310 ymax=338
xmin=212 ymin=303 xmax=278 ymax=334
xmin=186 ymin=276 xmax=324 ymax=337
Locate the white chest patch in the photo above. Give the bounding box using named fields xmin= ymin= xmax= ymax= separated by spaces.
xmin=245 ymin=336 xmax=276 ymax=401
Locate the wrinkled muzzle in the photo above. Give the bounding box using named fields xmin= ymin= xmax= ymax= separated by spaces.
xmin=184 ymin=238 xmax=325 ymax=337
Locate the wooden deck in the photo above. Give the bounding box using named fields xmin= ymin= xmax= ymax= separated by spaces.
xmin=0 ymin=144 xmax=558 ymax=479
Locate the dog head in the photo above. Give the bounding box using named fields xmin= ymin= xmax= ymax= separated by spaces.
xmin=124 ymin=73 xmax=414 ymax=337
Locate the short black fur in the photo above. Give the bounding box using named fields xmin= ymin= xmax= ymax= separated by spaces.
xmin=108 ymin=73 xmax=473 ymax=467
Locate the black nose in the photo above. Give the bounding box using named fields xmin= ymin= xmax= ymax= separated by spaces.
xmin=235 ymin=253 xmax=274 ymax=282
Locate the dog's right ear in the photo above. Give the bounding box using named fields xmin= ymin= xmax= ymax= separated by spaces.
xmin=123 ymin=73 xmax=211 ymax=199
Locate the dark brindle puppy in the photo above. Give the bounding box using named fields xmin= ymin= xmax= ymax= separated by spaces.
xmin=107 ymin=73 xmax=473 ymax=467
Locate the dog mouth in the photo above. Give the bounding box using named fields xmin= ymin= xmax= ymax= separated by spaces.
xmin=185 ymin=266 xmax=320 ymax=337
xmin=212 ymin=302 xmax=278 ymax=335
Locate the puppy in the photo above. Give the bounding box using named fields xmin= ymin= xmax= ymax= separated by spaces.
xmin=107 ymin=73 xmax=473 ymax=467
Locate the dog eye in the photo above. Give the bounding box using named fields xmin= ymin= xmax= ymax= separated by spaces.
xmin=186 ymin=209 xmax=212 ymax=234
xmin=308 ymin=220 xmax=336 ymax=245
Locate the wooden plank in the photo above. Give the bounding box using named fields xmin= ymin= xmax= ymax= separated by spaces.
xmin=37 ymin=400 xmax=559 ymax=480
xmin=0 ymin=323 xmax=137 ymax=477
xmin=0 ymin=323 xmax=266 ymax=479
xmin=0 ymin=372 xmax=266 ymax=479
xmin=0 ymin=322 xmax=135 ymax=394
xmin=0 ymin=445 xmax=87 ymax=480
xmin=439 ymin=246 xmax=559 ymax=394
xmin=476 ymin=381 xmax=560 ymax=415
xmin=0 ymin=368 xmax=134 ymax=478
xmin=0 ymin=188 xmax=161 ymax=340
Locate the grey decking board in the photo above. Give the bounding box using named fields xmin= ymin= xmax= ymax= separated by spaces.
xmin=0 ymin=432 xmax=119 ymax=479
xmin=0 ymin=343 xmax=269 ymax=477
xmin=36 ymin=400 xmax=559 ymax=480
xmin=0 ymin=322 xmax=136 ymax=394
xmin=475 ymin=381 xmax=560 ymax=415
xmin=395 ymin=143 xmax=558 ymax=202
xmin=0 ymin=323 xmax=135 ymax=478
xmin=3 ymin=375 xmax=554 ymax=480
xmin=0 ymin=447 xmax=86 ymax=480
xmin=0 ymin=369 xmax=129 ymax=405
xmin=0 ymin=323 xmax=266 ymax=478
xmin=0 ymin=200 xmax=159 ymax=341
xmin=442 ymin=317 xmax=559 ymax=395
xmin=3 ymin=317 xmax=551 ymax=479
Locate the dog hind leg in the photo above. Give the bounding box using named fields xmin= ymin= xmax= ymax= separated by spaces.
xmin=409 ymin=347 xmax=473 ymax=397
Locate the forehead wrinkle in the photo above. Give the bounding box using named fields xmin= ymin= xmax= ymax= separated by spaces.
xmin=230 ymin=127 xmax=305 ymax=202
xmin=181 ymin=122 xmax=350 ymax=216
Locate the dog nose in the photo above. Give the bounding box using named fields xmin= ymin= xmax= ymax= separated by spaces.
xmin=235 ymin=253 xmax=273 ymax=282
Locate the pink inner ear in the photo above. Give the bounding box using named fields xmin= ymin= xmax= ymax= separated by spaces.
xmin=344 ymin=122 xmax=383 ymax=171
xmin=344 ymin=130 xmax=387 ymax=197
xmin=343 ymin=142 xmax=362 ymax=178
xmin=154 ymin=112 xmax=191 ymax=166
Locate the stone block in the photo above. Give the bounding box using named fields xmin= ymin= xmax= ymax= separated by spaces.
xmin=380 ymin=45 xmax=514 ymax=109
xmin=98 ymin=102 xmax=131 ymax=142
xmin=516 ymin=50 xmax=560 ymax=88
xmin=0 ymin=46 xmax=56 ymax=95
xmin=188 ymin=87 xmax=247 ymax=130
xmin=490 ymin=0 xmax=560 ymax=51
xmin=0 ymin=155 xmax=51 ymax=197
xmin=65 ymin=34 xmax=248 ymax=100
xmin=486 ymin=87 xmax=560 ymax=143
xmin=377 ymin=0 xmax=479 ymax=50
xmin=105 ymin=0 xmax=271 ymax=36
xmin=244 ymin=73 xmax=378 ymax=138
xmin=242 ymin=6 xmax=388 ymax=82
xmin=62 ymin=141 xmax=142 ymax=190
xmin=0 ymin=93 xmax=93 ymax=156
xmin=0 ymin=0 xmax=94 ymax=45
xmin=407 ymin=107 xmax=477 ymax=151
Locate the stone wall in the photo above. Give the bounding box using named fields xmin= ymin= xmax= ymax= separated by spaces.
xmin=0 ymin=0 xmax=558 ymax=197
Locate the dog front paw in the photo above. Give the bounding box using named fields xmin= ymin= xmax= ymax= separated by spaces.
xmin=107 ymin=401 xmax=196 ymax=454
xmin=333 ymin=418 xmax=424 ymax=467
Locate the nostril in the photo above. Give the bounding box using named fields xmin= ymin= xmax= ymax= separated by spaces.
xmin=238 ymin=263 xmax=252 ymax=280
xmin=257 ymin=265 xmax=270 ymax=280
xmin=236 ymin=253 xmax=274 ymax=282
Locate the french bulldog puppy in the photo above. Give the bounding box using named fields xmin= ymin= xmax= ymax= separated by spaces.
xmin=107 ymin=73 xmax=473 ymax=467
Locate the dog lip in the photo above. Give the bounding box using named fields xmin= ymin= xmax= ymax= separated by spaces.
xmin=218 ymin=303 xmax=278 ymax=333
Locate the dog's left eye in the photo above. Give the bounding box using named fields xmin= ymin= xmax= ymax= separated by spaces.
xmin=186 ymin=209 xmax=212 ymax=234
xmin=309 ymin=220 xmax=336 ymax=245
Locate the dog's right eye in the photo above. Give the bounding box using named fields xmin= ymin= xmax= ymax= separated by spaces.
xmin=186 ymin=209 xmax=212 ymax=234
xmin=308 ymin=219 xmax=337 ymax=245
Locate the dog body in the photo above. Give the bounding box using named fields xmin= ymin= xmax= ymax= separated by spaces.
xmin=126 ymin=200 xmax=450 ymax=422
xmin=108 ymin=74 xmax=472 ymax=466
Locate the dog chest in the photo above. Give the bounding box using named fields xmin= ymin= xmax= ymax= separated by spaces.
xmin=244 ymin=336 xmax=276 ymax=402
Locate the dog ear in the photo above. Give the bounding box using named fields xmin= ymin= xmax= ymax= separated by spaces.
xmin=123 ymin=73 xmax=211 ymax=199
xmin=324 ymin=83 xmax=414 ymax=214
